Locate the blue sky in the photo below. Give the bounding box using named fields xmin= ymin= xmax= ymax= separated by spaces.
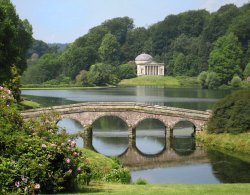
xmin=11 ymin=0 xmax=249 ymax=43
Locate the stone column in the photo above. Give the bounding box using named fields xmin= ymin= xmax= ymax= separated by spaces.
xmin=83 ymin=124 xmax=93 ymax=150
xmin=157 ymin=66 xmax=159 ymax=75
xmin=128 ymin=125 xmax=136 ymax=148
xmin=165 ymin=126 xmax=173 ymax=150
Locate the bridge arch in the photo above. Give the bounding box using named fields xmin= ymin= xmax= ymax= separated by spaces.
xmin=91 ymin=115 xmax=129 ymax=156
xmin=134 ymin=118 xmax=166 ymax=155
xmin=89 ymin=114 xmax=129 ymax=128
xmin=171 ymin=119 xmax=197 ymax=137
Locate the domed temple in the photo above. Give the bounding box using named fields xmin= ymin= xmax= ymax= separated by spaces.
xmin=135 ymin=53 xmax=164 ymax=76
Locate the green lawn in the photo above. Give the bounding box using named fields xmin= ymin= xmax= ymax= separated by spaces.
xmin=119 ymin=76 xmax=199 ymax=87
xmin=56 ymin=183 xmax=250 ymax=195
xmin=197 ymin=132 xmax=250 ymax=163
xmin=19 ymin=100 xmax=40 ymax=109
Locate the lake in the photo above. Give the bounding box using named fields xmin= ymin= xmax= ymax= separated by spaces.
xmin=21 ymin=86 xmax=250 ymax=184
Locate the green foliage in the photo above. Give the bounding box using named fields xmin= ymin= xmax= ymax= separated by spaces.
xmin=230 ymin=75 xmax=242 ymax=88
xmin=118 ymin=64 xmax=136 ymax=80
xmin=88 ymin=63 xmax=119 ymax=86
xmin=134 ymin=178 xmax=148 ymax=185
xmin=22 ymin=53 xmax=62 ymax=84
xmin=103 ymin=163 xmax=131 ymax=184
xmin=197 ymin=71 xmax=220 ymax=89
xmin=197 ymin=71 xmax=207 ymax=88
xmin=98 ymin=33 xmax=121 ymax=65
xmin=75 ymin=70 xmax=91 ymax=86
xmin=208 ymin=90 xmax=250 ymax=134
xmin=208 ymin=33 xmax=243 ymax=85
xmin=205 ymin=72 xmax=220 ymax=89
xmin=243 ymin=62 xmax=250 ymax=78
xmin=0 ymin=87 xmax=90 ymax=194
xmin=61 ymin=45 xmax=97 ymax=79
xmin=0 ymin=0 xmax=32 ymax=83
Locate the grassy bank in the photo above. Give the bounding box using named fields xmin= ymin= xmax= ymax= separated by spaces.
xmin=58 ymin=183 xmax=250 ymax=195
xmin=197 ymin=131 xmax=250 ymax=162
xmin=18 ymin=100 xmax=40 ymax=109
xmin=119 ymin=76 xmax=199 ymax=87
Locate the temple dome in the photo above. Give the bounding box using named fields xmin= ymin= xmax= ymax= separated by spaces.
xmin=135 ymin=53 xmax=153 ymax=65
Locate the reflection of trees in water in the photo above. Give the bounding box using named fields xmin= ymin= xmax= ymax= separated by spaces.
xmin=173 ymin=121 xmax=195 ymax=137
xmin=171 ymin=137 xmax=196 ymax=156
xmin=207 ymin=150 xmax=250 ymax=183
xmin=57 ymin=118 xmax=84 ymax=134
xmin=93 ymin=116 xmax=128 ymax=130
xmin=136 ymin=118 xmax=165 ymax=130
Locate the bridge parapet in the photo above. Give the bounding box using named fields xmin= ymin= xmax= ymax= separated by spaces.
xmin=21 ymin=102 xmax=211 ymax=122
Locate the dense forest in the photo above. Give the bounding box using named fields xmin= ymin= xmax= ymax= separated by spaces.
xmin=20 ymin=3 xmax=250 ymax=88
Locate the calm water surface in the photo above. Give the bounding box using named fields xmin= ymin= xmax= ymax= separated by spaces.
xmin=21 ymin=87 xmax=250 ymax=184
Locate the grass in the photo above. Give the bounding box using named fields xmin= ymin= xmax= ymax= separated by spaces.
xmin=197 ymin=131 xmax=250 ymax=163
xmin=80 ymin=149 xmax=120 ymax=180
xmin=19 ymin=100 xmax=40 ymax=109
xmin=119 ymin=76 xmax=199 ymax=87
xmin=55 ymin=183 xmax=250 ymax=195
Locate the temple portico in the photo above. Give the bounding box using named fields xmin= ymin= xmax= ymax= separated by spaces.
xmin=136 ymin=53 xmax=164 ymax=76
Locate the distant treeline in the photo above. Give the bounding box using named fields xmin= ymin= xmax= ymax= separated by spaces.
xmin=22 ymin=3 xmax=250 ymax=87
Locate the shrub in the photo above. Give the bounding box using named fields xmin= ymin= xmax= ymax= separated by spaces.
xmin=197 ymin=71 xmax=208 ymax=89
xmin=134 ymin=178 xmax=148 ymax=185
xmin=230 ymin=75 xmax=242 ymax=88
xmin=205 ymin=72 xmax=220 ymax=89
xmin=208 ymin=90 xmax=250 ymax=134
xmin=243 ymin=62 xmax=250 ymax=78
xmin=0 ymin=86 xmax=89 ymax=194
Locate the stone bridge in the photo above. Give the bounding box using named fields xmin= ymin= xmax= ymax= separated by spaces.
xmin=21 ymin=102 xmax=211 ymax=132
xmin=21 ymin=102 xmax=211 ymax=143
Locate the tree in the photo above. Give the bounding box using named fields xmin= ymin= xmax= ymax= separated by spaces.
xmin=205 ymin=72 xmax=220 ymax=89
xmin=62 ymin=46 xmax=97 ymax=79
xmin=198 ymin=71 xmax=208 ymax=89
xmin=88 ymin=63 xmax=119 ymax=86
xmin=208 ymin=33 xmax=243 ymax=85
xmin=21 ymin=53 xmax=62 ymax=84
xmin=230 ymin=75 xmax=242 ymax=88
xmin=0 ymin=0 xmax=32 ymax=84
xmin=208 ymin=90 xmax=250 ymax=134
xmin=243 ymin=62 xmax=250 ymax=78
xmin=202 ymin=4 xmax=240 ymax=43
xmin=98 ymin=33 xmax=121 ymax=65
xmin=75 ymin=70 xmax=90 ymax=86
xmin=121 ymin=27 xmax=149 ymax=61
xmin=118 ymin=64 xmax=136 ymax=80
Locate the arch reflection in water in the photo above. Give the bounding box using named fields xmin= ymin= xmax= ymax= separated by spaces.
xmin=172 ymin=121 xmax=196 ymax=155
xmin=92 ymin=116 xmax=129 ymax=156
xmin=136 ymin=118 xmax=165 ymax=155
xmin=57 ymin=118 xmax=84 ymax=148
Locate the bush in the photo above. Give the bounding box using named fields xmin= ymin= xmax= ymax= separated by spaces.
xmin=197 ymin=71 xmax=207 ymax=89
xmin=243 ymin=62 xmax=250 ymax=78
xmin=102 ymin=157 xmax=131 ymax=184
xmin=205 ymin=72 xmax=220 ymax=89
xmin=230 ymin=75 xmax=242 ymax=88
xmin=208 ymin=90 xmax=250 ymax=134
xmin=134 ymin=178 xmax=148 ymax=185
xmin=0 ymin=86 xmax=89 ymax=194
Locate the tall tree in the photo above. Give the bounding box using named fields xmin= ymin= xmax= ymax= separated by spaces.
xmin=98 ymin=33 xmax=121 ymax=65
xmin=0 ymin=0 xmax=32 ymax=83
xmin=208 ymin=33 xmax=243 ymax=85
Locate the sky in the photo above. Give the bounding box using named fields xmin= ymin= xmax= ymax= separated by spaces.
xmin=11 ymin=0 xmax=249 ymax=43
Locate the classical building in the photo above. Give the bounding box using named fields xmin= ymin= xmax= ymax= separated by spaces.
xmin=135 ymin=53 xmax=164 ymax=76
